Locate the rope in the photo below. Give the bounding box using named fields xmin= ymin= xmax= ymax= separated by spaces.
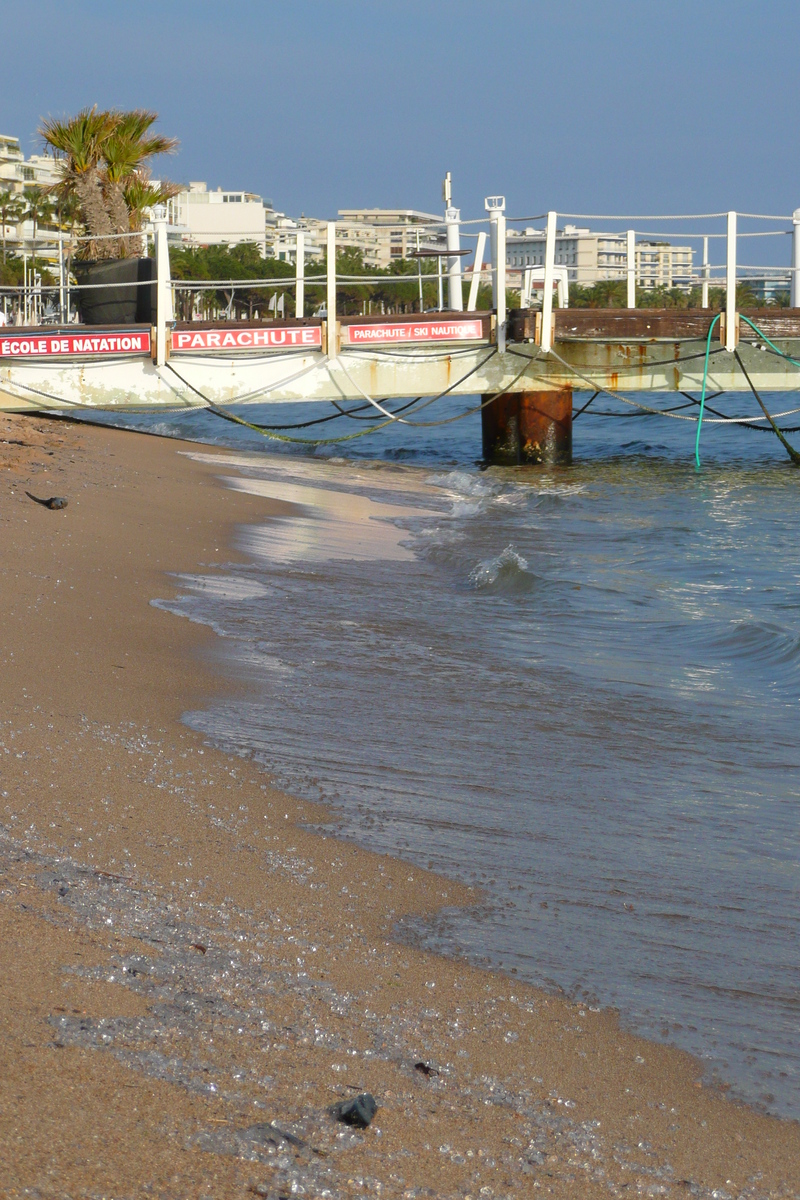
xmin=163 ymin=362 xmax=393 ymax=446
xmin=734 ymin=349 xmax=800 ymax=466
xmin=694 ymin=313 xmax=721 ymax=467
xmin=164 ymin=348 xmax=509 ymax=441
xmin=329 ymin=348 xmax=500 ymax=427
xmin=508 ymin=347 xmax=700 ymax=421
xmin=572 ymin=391 xmax=599 ymax=419
xmin=738 ymin=313 xmax=800 ymax=369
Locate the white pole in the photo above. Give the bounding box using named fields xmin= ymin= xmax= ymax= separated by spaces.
xmin=791 ymin=210 xmax=800 ymax=308
xmin=416 ymin=230 xmax=423 ymax=313
xmin=725 ymin=210 xmax=737 ymax=352
xmin=486 ymin=196 xmax=506 ymax=350
xmin=436 ymin=256 xmax=443 ymax=311
xmin=445 ymin=206 xmax=463 ymax=311
xmin=467 ymin=230 xmax=487 ymax=311
xmin=521 ymin=267 xmax=532 ymax=310
xmin=295 ymin=230 xmax=305 ymax=318
xmin=58 ymin=233 xmax=65 ymax=323
xmin=155 ymin=218 xmax=171 ymax=366
xmin=326 ymin=221 xmax=337 ymax=359
xmin=702 ymin=235 xmax=709 ymax=309
xmin=541 ymin=210 xmax=557 ymax=353
xmin=626 ymin=229 xmax=636 ymax=309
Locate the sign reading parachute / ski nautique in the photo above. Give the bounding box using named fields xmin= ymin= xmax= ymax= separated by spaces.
xmin=341 ymin=319 xmax=485 ymax=346
xmin=171 ymin=326 xmax=322 ymax=352
xmin=0 ymin=331 xmax=151 ymax=358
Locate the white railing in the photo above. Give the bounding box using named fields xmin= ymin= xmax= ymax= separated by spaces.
xmin=3 ymin=204 xmax=797 ymax=360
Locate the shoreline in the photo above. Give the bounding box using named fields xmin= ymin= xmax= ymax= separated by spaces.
xmin=1 ymin=412 xmax=799 ymax=1199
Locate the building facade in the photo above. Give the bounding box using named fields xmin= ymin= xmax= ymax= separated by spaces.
xmin=0 ymin=135 xmax=61 ymax=194
xmin=267 ymin=208 xmax=445 ymax=268
xmin=506 ymin=224 xmax=694 ymax=291
xmin=166 ymin=181 xmax=274 ymax=253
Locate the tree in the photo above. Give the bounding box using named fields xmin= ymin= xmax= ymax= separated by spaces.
xmin=101 ymin=110 xmax=179 ymax=255
xmin=22 ymin=186 xmax=55 ymax=270
xmin=39 ymin=106 xmax=178 ymax=260
xmin=0 ymin=189 xmax=23 ymax=263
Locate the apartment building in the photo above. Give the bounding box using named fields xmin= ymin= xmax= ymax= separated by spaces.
xmin=268 ymin=208 xmax=445 ymax=268
xmin=0 ymin=134 xmax=61 ymax=193
xmin=166 ymin=181 xmax=274 ymax=253
xmin=506 ymin=224 xmax=694 ymax=290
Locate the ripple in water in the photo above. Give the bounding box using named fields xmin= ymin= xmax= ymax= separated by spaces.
xmin=135 ymin=394 xmax=800 ymax=1120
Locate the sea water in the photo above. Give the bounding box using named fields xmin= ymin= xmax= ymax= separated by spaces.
xmin=104 ymin=392 xmax=800 ymax=1119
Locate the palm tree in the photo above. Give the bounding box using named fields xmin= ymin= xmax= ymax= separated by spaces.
xmin=102 ymin=109 xmax=178 ymax=253
xmin=0 ymin=188 xmax=24 ymax=263
xmin=40 ymin=107 xmax=178 ymax=260
xmin=22 ymin=186 xmax=55 ymax=270
xmin=40 ymin=106 xmax=120 ymax=259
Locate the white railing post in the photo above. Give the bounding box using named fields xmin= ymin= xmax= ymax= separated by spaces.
xmin=541 ymin=210 xmax=557 ymax=353
xmin=486 ymin=196 xmax=506 ymax=350
xmin=326 ymin=222 xmax=337 ymax=359
xmin=702 ymin=235 xmax=709 ymax=309
xmin=626 ymin=229 xmax=636 ymax=308
xmin=155 ymin=218 xmax=171 ymax=366
xmin=57 ymin=233 xmax=65 ymax=323
xmin=295 ymin=230 xmax=304 ymax=318
xmin=445 ymin=206 xmax=463 ymax=311
xmin=467 ymin=230 xmax=487 ymax=312
xmin=791 ymin=210 xmax=800 ymax=308
xmin=725 ymin=210 xmax=737 ymax=352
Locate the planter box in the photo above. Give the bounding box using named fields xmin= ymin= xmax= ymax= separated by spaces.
xmin=72 ymin=257 xmax=155 ymax=325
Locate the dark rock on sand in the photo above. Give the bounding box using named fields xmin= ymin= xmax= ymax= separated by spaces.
xmin=330 ymin=1092 xmax=378 ymax=1128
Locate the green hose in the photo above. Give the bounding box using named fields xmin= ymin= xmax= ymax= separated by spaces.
xmin=694 ymin=312 xmax=721 ymax=468
xmin=738 ymin=313 xmax=800 ymax=367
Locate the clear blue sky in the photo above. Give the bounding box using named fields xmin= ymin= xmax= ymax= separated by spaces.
xmin=5 ymin=0 xmax=800 ymax=232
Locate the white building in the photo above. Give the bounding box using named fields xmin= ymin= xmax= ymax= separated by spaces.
xmin=0 ymin=134 xmax=65 ymax=265
xmin=166 ymin=181 xmax=274 ymax=254
xmin=506 ymin=224 xmax=694 ymax=291
xmin=267 ymin=208 xmax=445 ymax=268
xmin=0 ymin=134 xmax=61 ymax=194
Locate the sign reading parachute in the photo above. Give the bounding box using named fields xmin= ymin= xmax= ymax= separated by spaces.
xmin=171 ymin=327 xmax=322 ymax=352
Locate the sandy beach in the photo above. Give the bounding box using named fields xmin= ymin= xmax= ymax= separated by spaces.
xmin=1 ymin=411 xmax=798 ymax=1200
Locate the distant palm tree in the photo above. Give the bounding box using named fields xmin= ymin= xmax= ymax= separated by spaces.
xmin=22 ymin=186 xmax=55 ymax=269
xmin=0 ymin=188 xmax=24 ymax=263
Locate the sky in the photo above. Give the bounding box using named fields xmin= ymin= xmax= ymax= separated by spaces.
xmin=5 ymin=0 xmax=800 ymax=260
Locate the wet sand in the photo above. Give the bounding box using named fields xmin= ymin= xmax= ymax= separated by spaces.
xmin=1 ymin=411 xmax=798 ymax=1199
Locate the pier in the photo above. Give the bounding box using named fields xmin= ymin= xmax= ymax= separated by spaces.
xmin=3 ymin=203 xmax=800 ymax=464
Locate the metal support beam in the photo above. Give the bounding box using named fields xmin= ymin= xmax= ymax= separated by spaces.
xmin=725 ymin=210 xmax=737 ymax=352
xmin=295 ymin=230 xmax=304 ymax=319
xmin=481 ymin=386 xmax=572 ymax=465
xmin=702 ymin=236 xmax=709 ymax=309
xmin=626 ymin=229 xmax=636 ymax=309
xmin=541 ymin=210 xmax=557 ymax=353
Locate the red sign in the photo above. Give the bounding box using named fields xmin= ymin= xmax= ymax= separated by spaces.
xmin=171 ymin=326 xmax=322 ymax=352
xmin=342 ymin=319 xmax=484 ymax=346
xmin=0 ymin=330 xmax=151 ymax=358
